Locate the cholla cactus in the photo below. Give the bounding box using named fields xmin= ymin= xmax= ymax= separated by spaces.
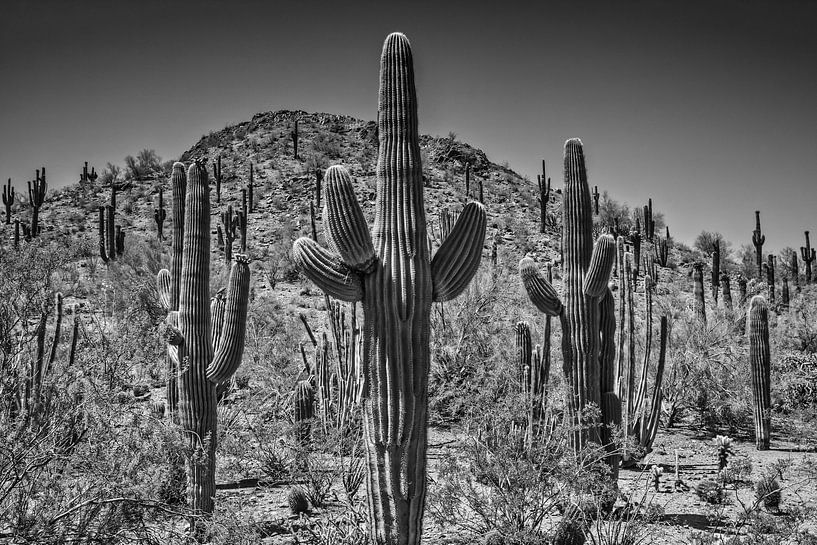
xmin=651 ymin=465 xmax=664 ymax=491
xmin=292 ymin=33 xmax=486 ymax=544
xmin=715 ymin=435 xmax=733 ymax=470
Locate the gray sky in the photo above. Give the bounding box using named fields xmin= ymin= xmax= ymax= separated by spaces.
xmin=1 ymin=0 xmax=815 ymax=252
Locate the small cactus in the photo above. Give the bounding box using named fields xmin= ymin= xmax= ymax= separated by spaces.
xmin=651 ymin=464 xmax=664 ymax=491
xmin=537 ymin=161 xmax=550 ymax=234
xmin=715 ymin=435 xmax=733 ymax=469
xmin=288 ymin=487 xmax=310 ymax=515
xmin=696 ymin=479 xmax=725 ymax=504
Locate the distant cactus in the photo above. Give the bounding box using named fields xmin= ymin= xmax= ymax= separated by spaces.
xmin=464 ymin=161 xmax=470 ymax=201
xmin=655 ymin=228 xmax=670 ymax=267
xmin=220 ymin=205 xmax=238 ymax=264
xmin=248 ymin=162 xmax=254 ymax=213
xmin=711 ymin=240 xmax=720 ymax=302
xmin=3 ymin=178 xmax=14 ymax=224
xmin=781 ymin=276 xmax=790 ymax=309
xmin=764 ymin=255 xmax=776 ymax=304
xmin=27 ymin=167 xmax=47 ymax=237
xmin=478 ymin=176 xmax=484 ymax=204
xmin=801 ymin=231 xmax=814 ymax=283
xmin=238 ymin=189 xmax=248 ymax=252
xmin=520 ymin=138 xmax=619 ymax=472
xmin=291 ymin=118 xmax=299 ymax=159
xmin=721 ymin=273 xmax=733 ymax=311
xmin=693 ymin=262 xmax=706 ymax=322
xmin=25 ymin=292 xmax=66 ymax=415
xmin=154 ymin=188 xmax=166 ymax=241
xmin=13 ymin=219 xmax=20 ymax=249
xmin=748 ymin=296 xmax=771 ymax=450
xmin=790 ymin=252 xmax=800 ymax=292
xmin=213 ymin=155 xmax=222 ymax=204
xmin=515 ymin=321 xmax=550 ymax=446
xmin=752 ymin=211 xmax=765 ymax=279
xmin=79 ymin=161 xmax=97 ymax=184
xmin=593 ymin=185 xmax=600 ymax=215
xmin=737 ymin=275 xmax=748 ymax=305
xmin=291 ymin=34 xmax=486 ymax=543
xmin=157 ymin=161 xmax=251 ymax=516
xmin=314 ymin=168 xmax=323 ymax=209
xmin=632 ymin=216 xmax=642 ymax=277
xmin=643 ymin=198 xmax=655 ymax=241
xmin=537 ymin=161 xmax=550 ymax=233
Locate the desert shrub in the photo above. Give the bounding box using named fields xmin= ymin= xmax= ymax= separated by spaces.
xmin=776 ymin=286 xmax=817 ymax=353
xmin=771 ymin=351 xmax=817 ymax=414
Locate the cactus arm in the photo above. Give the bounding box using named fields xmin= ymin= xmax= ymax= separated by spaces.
xmin=519 ymin=257 xmax=563 ymax=316
xmin=157 ymin=269 xmax=171 ymax=310
xmin=599 ymin=287 xmax=621 ymax=478
xmin=431 ymin=201 xmax=487 ymax=302
xmin=170 ymin=163 xmax=186 ymax=310
xmin=210 ymin=292 xmax=226 ymax=351
xmin=583 ymin=234 xmax=616 ymax=297
xmin=293 ymin=237 xmax=363 ymax=302
xmin=207 ymin=255 xmax=251 ymax=384
xmin=323 ymin=165 xmax=376 ymax=272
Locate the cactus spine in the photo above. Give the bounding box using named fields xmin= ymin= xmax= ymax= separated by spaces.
xmin=292 ymin=34 xmax=486 ymax=544
xmin=157 ymin=161 xmax=251 ymax=516
xmin=520 ymin=139 xmax=618 ymax=462
xmin=28 ymin=168 xmax=46 ymax=237
xmin=693 ymin=263 xmax=706 ymax=322
xmin=154 ymin=188 xmax=166 ymax=241
xmin=753 ymin=211 xmax=765 ymax=279
xmin=748 ymin=296 xmax=771 ymax=450
xmin=3 ymin=178 xmax=14 ymax=225
xmin=801 ymin=231 xmax=814 ymax=283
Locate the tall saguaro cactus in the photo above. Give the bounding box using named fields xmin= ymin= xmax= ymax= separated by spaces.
xmin=519 ymin=139 xmax=618 ymax=460
xmin=292 ymin=34 xmax=486 ymax=545
xmin=154 ymin=188 xmax=166 ymax=241
xmin=753 ymin=211 xmax=765 ymax=280
xmin=157 ymin=162 xmax=251 ymax=516
xmin=28 ymin=168 xmax=47 ymax=237
xmin=3 ymin=178 xmax=14 ymax=225
xmin=801 ymin=231 xmax=814 ymax=283
xmin=748 ymin=296 xmax=771 ymax=450
xmin=692 ymin=263 xmax=706 ymax=322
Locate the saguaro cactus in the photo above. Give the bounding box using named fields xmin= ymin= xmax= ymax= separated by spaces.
xmin=790 ymin=252 xmax=800 ymax=292
xmin=213 ymin=156 xmax=222 ymax=204
xmin=28 ymin=168 xmax=47 ymax=237
xmin=157 ymin=162 xmax=251 ymax=516
xmin=154 ymin=188 xmax=166 ymax=241
xmin=738 ymin=275 xmax=748 ymax=306
xmin=693 ymin=263 xmax=706 ymax=322
xmin=753 ymin=211 xmax=765 ymax=280
xmin=220 ymin=205 xmax=238 ymax=264
xmin=801 ymin=231 xmax=814 ymax=283
xmin=711 ymin=240 xmax=720 ymax=303
xmin=292 ymin=34 xmax=486 ymax=544
xmin=781 ymin=277 xmax=790 ymax=309
xmin=644 ymin=198 xmax=655 ymax=241
xmin=537 ymin=161 xmax=550 ymax=234
xmin=3 ymin=178 xmax=14 ymax=224
xmin=519 ymin=139 xmax=618 ymax=461
xmin=721 ymin=273 xmax=733 ymax=311
xmin=79 ymin=161 xmax=97 ymax=184
xmin=248 ymin=162 xmax=254 ymax=213
xmin=291 ymin=119 xmax=299 ymax=159
xmin=748 ymin=296 xmax=771 ymax=450
xmin=592 ymin=185 xmax=600 ymax=215
xmin=464 ymin=162 xmax=470 ymax=201
xmin=765 ymin=255 xmax=776 ymax=304
xmin=315 ymin=168 xmax=323 ymax=208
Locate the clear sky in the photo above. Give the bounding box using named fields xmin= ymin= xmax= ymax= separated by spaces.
xmin=1 ymin=0 xmax=815 ymax=252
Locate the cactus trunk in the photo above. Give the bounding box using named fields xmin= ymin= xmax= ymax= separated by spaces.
xmin=748 ymin=296 xmax=771 ymax=450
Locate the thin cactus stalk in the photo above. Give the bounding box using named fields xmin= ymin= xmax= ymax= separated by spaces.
xmin=537 ymin=162 xmax=551 ymax=234
xmin=765 ymin=255 xmax=776 ymax=304
xmin=593 ymin=185 xmax=600 ymax=215
xmin=753 ymin=211 xmax=765 ymax=280
xmin=291 ymin=119 xmax=299 ymax=159
xmin=3 ymin=178 xmax=14 ymax=224
xmin=157 ymin=161 xmax=251 ymax=517
xmin=711 ymin=240 xmax=720 ymax=302
xmin=294 ymin=379 xmax=315 ymax=447
xmin=115 ymin=225 xmax=125 ymax=256
xmin=28 ymin=167 xmax=46 ymax=237
xmin=632 ymin=217 xmax=642 ymax=277
xmin=520 ymin=139 xmax=618 ymax=460
xmin=801 ymin=231 xmax=814 ymax=283
xmin=213 ymin=156 xmax=222 ymax=204
xmin=315 ymin=168 xmax=323 ymax=208
xmin=292 ymin=34 xmax=486 ymax=544
xmin=721 ymin=273 xmax=733 ymax=311
xmin=644 ymin=198 xmax=655 ymax=241
xmin=14 ymin=219 xmax=20 ymax=249
xmin=154 ymin=188 xmax=166 ymax=241
xmin=791 ymin=252 xmax=800 ymax=292
xmin=167 ymin=163 xmax=186 ymax=418
xmin=516 ymin=321 xmax=549 ymax=447
xmin=634 ymin=316 xmax=667 ymax=454
xmin=478 ymin=176 xmax=484 ymax=204
xmin=248 ymin=162 xmax=254 ymax=213
xmin=738 ymin=276 xmax=748 ymax=306
xmin=463 ymin=161 xmax=470 ymax=201
xmin=781 ymin=277 xmax=790 ymax=309
xmin=239 ymin=189 xmax=248 ymax=252
xmin=693 ymin=263 xmax=706 ymax=322
xmin=221 ymin=205 xmax=236 ymax=264
xmin=748 ymin=296 xmax=771 ymax=450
